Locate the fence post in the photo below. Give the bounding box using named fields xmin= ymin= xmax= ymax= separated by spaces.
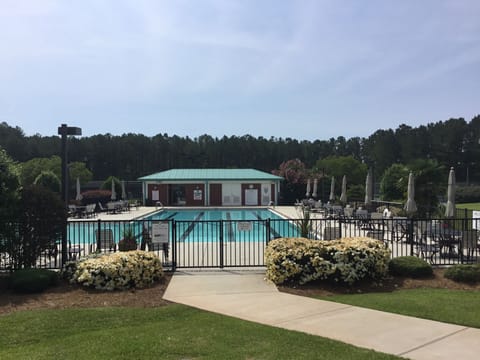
xmin=338 ymin=217 xmax=342 ymax=239
xmin=172 ymin=220 xmax=176 ymax=271
xmin=219 ymin=220 xmax=224 ymax=268
xmin=266 ymin=218 xmax=271 ymax=244
xmin=97 ymin=219 xmax=102 ymax=252
xmin=409 ymin=218 xmax=414 ymax=256
xmin=464 ymin=209 xmax=469 ymax=231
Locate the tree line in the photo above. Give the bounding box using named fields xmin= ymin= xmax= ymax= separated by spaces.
xmin=1 ymin=116 xmax=479 ymax=182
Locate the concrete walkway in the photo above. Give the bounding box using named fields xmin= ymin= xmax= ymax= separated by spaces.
xmin=163 ymin=270 xmax=480 ymax=360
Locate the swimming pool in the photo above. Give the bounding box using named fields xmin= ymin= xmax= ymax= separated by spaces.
xmin=67 ymin=208 xmax=299 ymax=247
xmin=144 ymin=208 xmax=285 ymax=221
xmin=142 ymin=208 xmax=298 ymax=243
xmin=66 ymin=208 xmax=303 ymax=268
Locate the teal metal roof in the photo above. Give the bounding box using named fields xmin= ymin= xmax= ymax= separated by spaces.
xmin=138 ymin=169 xmax=283 ymax=181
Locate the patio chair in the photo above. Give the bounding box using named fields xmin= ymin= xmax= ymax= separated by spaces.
xmin=106 ymin=202 xmax=118 ymax=214
xmin=98 ymin=202 xmax=107 ymax=213
xmin=68 ymin=241 xmax=83 ymax=260
xmin=461 ymin=230 xmax=478 ymax=261
xmin=366 ymin=229 xmax=384 ymax=241
xmin=95 ymin=229 xmax=116 ymax=252
xmin=85 ymin=203 xmax=96 ymax=218
xmin=323 ymin=226 xmax=340 ymax=240
xmin=68 ymin=205 xmax=77 ymax=217
xmin=148 ymin=241 xmax=169 ymax=261
xmin=40 ymin=237 xmax=59 ymax=258
xmin=415 ymin=241 xmax=440 ymax=264
xmin=355 ymin=209 xmax=370 ymax=229
xmin=391 ymin=217 xmax=409 ymax=242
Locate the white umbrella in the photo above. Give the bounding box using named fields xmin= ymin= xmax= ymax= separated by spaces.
xmin=121 ymin=180 xmax=127 ymax=200
xmin=329 ymin=176 xmax=335 ymax=202
xmin=305 ymin=178 xmax=311 ymax=198
xmin=75 ymin=177 xmax=83 ymax=201
xmin=445 ymin=167 xmax=456 ymax=217
xmin=404 ymin=172 xmax=417 ymax=214
xmin=312 ymin=178 xmax=318 ymax=198
xmin=111 ymin=179 xmax=117 ymax=201
xmin=365 ymin=169 xmax=372 ymax=206
xmin=340 ymin=175 xmax=347 ymax=204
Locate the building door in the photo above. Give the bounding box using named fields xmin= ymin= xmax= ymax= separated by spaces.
xmin=245 ymin=189 xmax=258 ymax=205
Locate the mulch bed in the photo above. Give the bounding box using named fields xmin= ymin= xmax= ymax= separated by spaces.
xmin=0 ymin=273 xmax=172 ymax=315
xmin=278 ymin=268 xmax=480 ymax=297
xmin=2 ymin=268 xmax=479 ymax=316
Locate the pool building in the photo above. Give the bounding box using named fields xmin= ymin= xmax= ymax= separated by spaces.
xmin=138 ymin=169 xmax=283 ymax=207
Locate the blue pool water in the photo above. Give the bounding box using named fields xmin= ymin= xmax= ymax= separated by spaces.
xmin=142 ymin=208 xmax=296 ymax=243
xmin=144 ymin=208 xmax=285 ymax=221
xmin=68 ymin=208 xmax=298 ymax=245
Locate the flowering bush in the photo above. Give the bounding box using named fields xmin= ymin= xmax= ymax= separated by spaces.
xmin=265 ymin=237 xmax=390 ymax=285
xmin=63 ymin=250 xmax=163 ymax=291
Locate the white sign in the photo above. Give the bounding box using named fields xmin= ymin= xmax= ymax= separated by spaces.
xmin=152 ymin=221 xmax=169 ymax=243
xmin=473 ymin=211 xmax=480 ymax=230
xmin=237 ymin=222 xmax=252 ymax=231
xmin=152 ymin=190 xmax=159 ymax=201
xmin=193 ymin=189 xmax=202 ymax=200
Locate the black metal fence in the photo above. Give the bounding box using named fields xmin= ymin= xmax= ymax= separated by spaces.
xmin=1 ymin=216 xmax=479 ymax=271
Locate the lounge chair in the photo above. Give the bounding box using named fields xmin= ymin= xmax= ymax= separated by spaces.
xmin=95 ymin=229 xmax=116 ymax=252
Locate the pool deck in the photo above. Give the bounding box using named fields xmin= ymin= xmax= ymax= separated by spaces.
xmin=68 ymin=205 xmax=304 ymax=222
xmin=68 ymin=206 xmax=159 ymax=221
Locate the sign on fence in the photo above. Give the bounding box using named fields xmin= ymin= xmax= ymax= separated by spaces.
xmin=152 ymin=221 xmax=169 ymax=243
xmin=237 ymin=221 xmax=252 ymax=231
xmin=472 ymin=211 xmax=480 ymax=230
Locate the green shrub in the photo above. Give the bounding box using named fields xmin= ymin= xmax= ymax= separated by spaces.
xmin=9 ymin=268 xmax=59 ymax=293
xmin=456 ymin=186 xmax=480 ymax=203
xmin=64 ymin=250 xmax=163 ymax=291
xmin=388 ymin=256 xmax=433 ymax=278
xmin=118 ymin=227 xmax=137 ymax=251
xmin=265 ymin=237 xmax=391 ymax=285
xmin=444 ymin=264 xmax=480 ymax=283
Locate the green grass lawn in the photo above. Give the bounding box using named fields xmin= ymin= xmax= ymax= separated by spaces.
xmin=457 ymin=203 xmax=480 ymax=211
xmin=317 ymin=288 xmax=480 ymax=328
xmin=0 ymin=304 xmax=399 ymax=360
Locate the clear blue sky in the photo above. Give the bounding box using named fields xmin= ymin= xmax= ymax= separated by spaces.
xmin=1 ymin=0 xmax=479 ymax=140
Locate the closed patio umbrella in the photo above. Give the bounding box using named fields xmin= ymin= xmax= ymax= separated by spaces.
xmin=404 ymin=172 xmax=417 ymax=214
xmin=312 ymin=178 xmax=318 ymax=198
xmin=75 ymin=177 xmax=82 ymax=201
xmin=365 ymin=169 xmax=372 ymax=206
xmin=305 ymin=178 xmax=311 ymax=198
xmin=340 ymin=175 xmax=347 ymax=204
xmin=121 ymin=180 xmax=127 ymax=200
xmin=111 ymin=179 xmax=117 ymax=201
xmin=445 ymin=167 xmax=456 ymax=217
xmin=329 ymin=176 xmax=335 ymax=202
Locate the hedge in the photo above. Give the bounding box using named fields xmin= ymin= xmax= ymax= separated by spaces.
xmin=265 ymin=237 xmax=390 ymax=285
xmin=63 ymin=250 xmax=163 ymax=291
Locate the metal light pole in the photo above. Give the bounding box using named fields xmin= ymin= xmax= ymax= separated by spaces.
xmin=58 ymin=124 xmax=82 ymax=265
